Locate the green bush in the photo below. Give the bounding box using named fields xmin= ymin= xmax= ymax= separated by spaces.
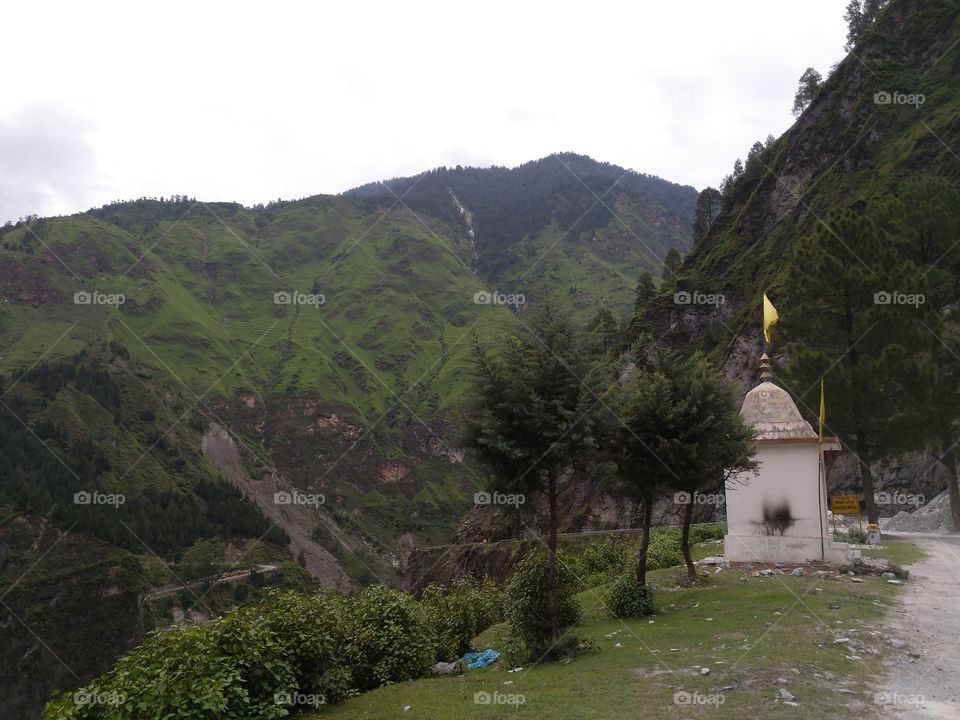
xmin=688 ymin=523 xmax=726 ymax=544
xmin=840 ymin=526 xmax=869 ymax=544
xmin=42 ymin=563 xmax=572 ymax=719
xmin=348 ymin=584 xmax=436 ymax=691
xmin=499 ymin=632 xmax=532 ymax=668
xmin=207 ymin=603 xmax=299 ymax=717
xmin=580 ymin=534 xmax=629 ymax=583
xmin=44 ymin=589 xmax=362 ymax=720
xmin=650 ymin=526 xmax=682 ymax=543
xmin=605 ymin=575 xmax=655 ymax=618
xmin=644 ymin=537 xmax=683 ymax=571
xmin=45 ymin=622 xmax=274 ymax=720
xmin=420 ymin=576 xmax=503 ymax=661
xmin=177 ymin=537 xmax=226 ymax=580
xmin=503 ymin=550 xmax=583 ymax=662
xmin=259 ymin=591 xmax=355 ymax=704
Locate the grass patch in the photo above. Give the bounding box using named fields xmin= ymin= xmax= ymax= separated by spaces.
xmin=860 ymin=538 xmax=928 ymax=568
xmin=311 ymin=545 xmax=902 ymax=719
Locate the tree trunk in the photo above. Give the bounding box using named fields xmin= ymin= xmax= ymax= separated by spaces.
xmin=636 ymin=493 xmax=653 ymax=585
xmin=681 ymin=498 xmax=697 ymax=579
xmin=846 ymin=302 xmax=878 ymax=524
xmin=546 ymin=473 xmax=559 ymax=641
xmin=939 ymin=427 xmax=960 ymax=532
xmin=856 ymin=437 xmax=878 ymax=524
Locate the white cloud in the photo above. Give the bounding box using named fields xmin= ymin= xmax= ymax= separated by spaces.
xmin=0 ymin=0 xmax=849 ymax=221
xmin=0 ymin=103 xmax=102 ymax=222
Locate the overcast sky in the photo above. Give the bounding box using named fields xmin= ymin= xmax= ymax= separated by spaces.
xmin=1 ymin=1 xmax=849 ymax=223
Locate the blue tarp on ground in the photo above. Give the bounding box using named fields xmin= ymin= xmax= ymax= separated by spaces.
xmin=460 ymin=649 xmax=500 ymax=669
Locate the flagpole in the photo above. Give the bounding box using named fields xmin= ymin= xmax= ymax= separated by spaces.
xmin=818 ymin=380 xmax=826 ymax=559
xmin=819 ymin=439 xmax=826 ymax=560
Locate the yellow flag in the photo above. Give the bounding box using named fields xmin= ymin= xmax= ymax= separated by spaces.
xmin=763 ymin=294 xmax=779 ymax=343
xmin=818 ymin=380 xmax=826 ymax=448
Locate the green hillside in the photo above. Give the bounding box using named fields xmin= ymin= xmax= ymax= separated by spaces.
xmin=647 ymin=0 xmax=960 ymax=362
xmin=0 ymin=196 xmax=508 ymax=578
xmin=7 ymin=1 xmax=960 ymax=717
xmin=347 ymin=152 xmax=697 ymax=313
xmin=1 ymin=154 xmax=696 ymax=571
xmin=0 ymin=156 xmax=694 ymax=718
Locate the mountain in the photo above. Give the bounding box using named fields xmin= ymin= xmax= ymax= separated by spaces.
xmin=346 ymin=153 xmax=697 ymax=312
xmin=641 ymin=0 xmax=960 ymax=490
xmin=0 ymin=154 xmax=695 ymax=717
xmin=649 ymin=0 xmax=960 ymax=362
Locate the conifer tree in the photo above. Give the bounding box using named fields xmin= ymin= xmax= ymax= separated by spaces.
xmin=781 ymin=208 xmax=931 ymax=523
xmin=463 ymin=298 xmax=606 ymax=640
xmin=614 ymin=351 xmax=756 ymax=582
xmin=662 ymin=248 xmax=682 ymax=283
xmin=792 ymin=67 xmax=823 ymax=116
xmin=881 ymin=177 xmax=960 ymax=529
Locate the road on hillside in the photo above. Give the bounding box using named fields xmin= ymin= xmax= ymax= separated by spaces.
xmin=877 ymin=534 xmax=960 ymax=720
xmin=140 ymin=565 xmax=277 ymax=602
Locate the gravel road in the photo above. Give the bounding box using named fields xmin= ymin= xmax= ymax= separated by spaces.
xmin=877 ymin=534 xmax=960 ymax=719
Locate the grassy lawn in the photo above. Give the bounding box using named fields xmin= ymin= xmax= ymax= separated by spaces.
xmin=859 ymin=538 xmax=928 ymax=567
xmin=310 ymin=540 xmax=915 ymax=720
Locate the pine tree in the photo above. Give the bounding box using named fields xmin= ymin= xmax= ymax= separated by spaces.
xmin=633 ymin=271 xmax=656 ymax=313
xmin=612 ymin=364 xmax=677 ymax=585
xmin=613 ymin=352 xmax=756 ymax=582
xmin=862 ymin=0 xmax=888 ymax=24
xmin=656 ymin=353 xmax=757 ymax=579
xmin=662 ymin=248 xmax=682 ymax=283
xmin=792 ymin=67 xmax=823 ymax=116
xmin=589 ymin=305 xmax=620 ymax=356
xmin=627 ymin=272 xmax=658 ymax=346
xmin=780 ymin=207 xmax=931 ymax=523
xmin=845 ymin=0 xmax=888 ymax=51
xmin=844 ymin=0 xmax=865 ymax=51
xmin=463 ymin=298 xmax=607 ymax=640
xmin=692 ymin=187 xmax=722 ymax=244
xmin=881 ymin=176 xmax=960 ymax=529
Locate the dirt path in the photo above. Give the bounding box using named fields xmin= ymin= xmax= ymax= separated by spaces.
xmin=140 ymin=565 xmax=277 ymax=601
xmin=877 ymin=534 xmax=960 ymax=719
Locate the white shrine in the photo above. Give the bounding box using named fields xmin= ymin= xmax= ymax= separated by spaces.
xmin=723 ymin=354 xmax=856 ymax=564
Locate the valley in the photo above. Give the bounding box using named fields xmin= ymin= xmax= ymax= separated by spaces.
xmin=3 ymin=1 xmax=960 ymax=718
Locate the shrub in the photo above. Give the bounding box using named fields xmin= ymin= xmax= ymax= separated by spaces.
xmin=503 ymin=550 xmax=583 ymax=662
xmin=44 ymin=623 xmax=268 ymax=720
xmin=208 ymin=603 xmax=298 ymax=717
xmin=44 ymin=591 xmax=356 ymax=719
xmin=688 ymin=523 xmax=726 ymax=544
xmin=837 ymin=527 xmax=867 ymax=545
xmin=259 ymin=591 xmax=355 ymax=705
xmin=43 ymin=581 xmax=491 ymax=719
xmin=420 ymin=576 xmax=504 ymax=661
xmin=650 ymin=526 xmax=681 ymax=543
xmin=499 ymin=632 xmax=531 ymax=668
xmin=644 ymin=537 xmax=683 ymax=571
xmin=177 ymin=537 xmax=226 ymax=580
xmin=348 ymin=584 xmax=436 ymax=691
xmin=605 ymin=575 xmax=655 ymax=618
xmin=580 ymin=534 xmax=629 ymax=583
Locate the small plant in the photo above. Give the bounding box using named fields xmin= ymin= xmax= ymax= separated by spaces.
xmin=644 ymin=537 xmax=683 ymax=571
xmin=605 ymin=575 xmax=655 ymax=618
xmin=420 ymin=576 xmax=504 ymax=661
xmin=348 ymin=585 xmax=436 ymax=691
xmin=503 ymin=550 xmax=583 ymax=662
xmin=841 ymin=526 xmax=869 ymax=544
xmin=688 ymin=523 xmax=726 ymax=544
xmin=581 ymin=534 xmax=629 ymax=583
xmin=499 ymin=633 xmax=530 ymax=668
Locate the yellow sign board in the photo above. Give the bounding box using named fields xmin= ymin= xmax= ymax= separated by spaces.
xmin=831 ymin=495 xmax=860 ymax=515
